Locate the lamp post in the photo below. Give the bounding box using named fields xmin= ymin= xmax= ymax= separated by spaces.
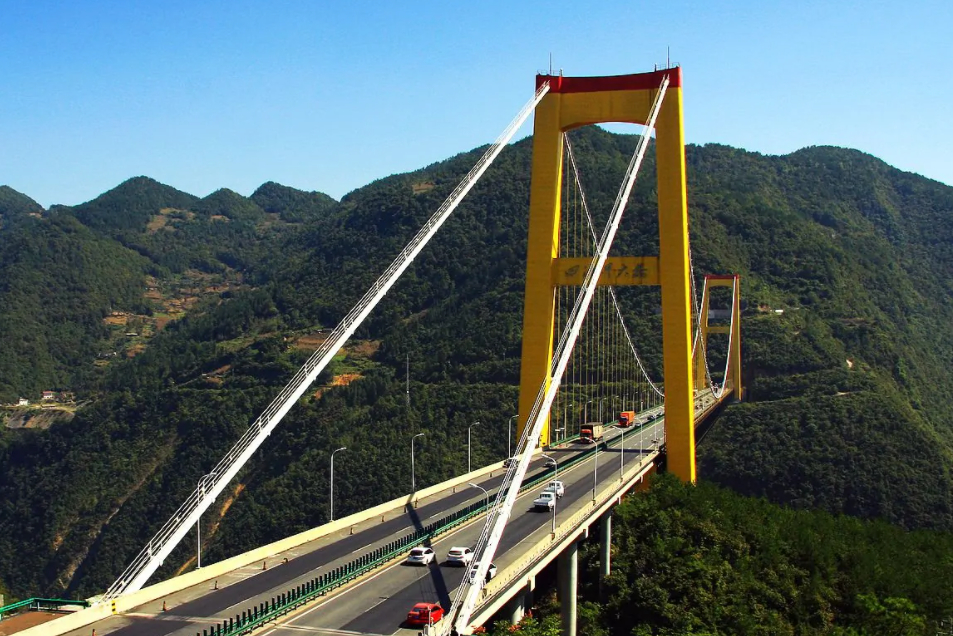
xmin=411 ymin=433 xmax=425 ymax=493
xmin=541 ymin=453 xmax=558 ymax=533
xmin=197 ymin=475 xmax=209 ymax=568
xmin=619 ymin=424 xmax=625 ymax=481
xmin=584 ymin=399 xmax=593 ymax=424
xmin=541 ymin=453 xmax=558 ymax=481
xmin=468 ymin=421 xmax=481 ymax=473
xmin=592 ymin=437 xmax=599 ymax=503
xmin=507 ymin=414 xmax=518 ymax=459
xmin=469 ymin=482 xmax=489 ymax=511
xmin=330 ymin=446 xmax=347 ymax=521
xmin=598 ymin=397 xmax=607 ymax=423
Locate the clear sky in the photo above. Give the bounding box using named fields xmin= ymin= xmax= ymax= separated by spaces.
xmin=2 ymin=0 xmax=950 ymax=207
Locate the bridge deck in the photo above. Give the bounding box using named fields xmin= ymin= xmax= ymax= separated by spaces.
xmin=57 ymin=391 xmax=727 ymax=636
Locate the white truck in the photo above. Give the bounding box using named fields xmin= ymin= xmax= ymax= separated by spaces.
xmin=533 ymin=490 xmax=557 ymax=511
xmin=542 ymin=480 xmax=565 ymax=498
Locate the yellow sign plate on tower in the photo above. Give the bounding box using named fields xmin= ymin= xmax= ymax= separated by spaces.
xmin=551 ymin=256 xmax=660 ymax=287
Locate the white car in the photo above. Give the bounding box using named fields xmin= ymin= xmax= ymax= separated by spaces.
xmin=406 ymin=546 xmax=435 ymax=565
xmin=467 ymin=561 xmax=498 ymax=587
xmin=446 ymin=546 xmax=473 ymax=566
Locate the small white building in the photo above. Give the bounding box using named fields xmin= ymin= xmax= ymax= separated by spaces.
xmin=41 ymin=390 xmax=56 ymax=401
xmin=17 ymin=397 xmax=29 ymax=406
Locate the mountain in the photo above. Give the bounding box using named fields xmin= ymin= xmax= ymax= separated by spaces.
xmin=0 ymin=185 xmax=44 ymax=229
xmin=0 ymin=179 xmax=337 ymax=403
xmin=1 ymin=128 xmax=953 ymax=602
xmin=250 ymin=181 xmax=336 ymax=223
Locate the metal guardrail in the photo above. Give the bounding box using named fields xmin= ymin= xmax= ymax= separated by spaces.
xmin=193 ymin=427 xmax=644 ymax=636
xmin=0 ymin=597 xmax=89 ymax=621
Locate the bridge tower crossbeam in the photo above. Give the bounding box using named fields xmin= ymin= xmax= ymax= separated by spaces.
xmin=695 ymin=274 xmax=743 ymax=400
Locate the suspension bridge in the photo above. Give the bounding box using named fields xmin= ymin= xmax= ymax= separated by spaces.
xmin=9 ymin=67 xmax=742 ymax=636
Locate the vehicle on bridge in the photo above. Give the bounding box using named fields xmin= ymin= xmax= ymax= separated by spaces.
xmin=580 ymin=422 xmax=605 ymax=442
xmin=618 ymin=410 xmax=636 ymax=427
xmin=468 ymin=561 xmax=498 ymax=587
xmin=406 ymin=546 xmax=435 ymax=565
xmin=542 ymin=480 xmax=565 ymax=498
xmin=446 ymin=546 xmax=474 ymax=566
xmin=406 ymin=602 xmax=444 ymax=627
xmin=533 ymin=490 xmax=557 ymax=511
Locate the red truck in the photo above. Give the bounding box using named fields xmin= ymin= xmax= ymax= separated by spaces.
xmin=618 ymin=411 xmax=636 ymax=428
xmin=580 ymin=422 xmax=605 ymax=442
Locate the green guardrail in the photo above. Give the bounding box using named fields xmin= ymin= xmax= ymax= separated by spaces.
xmin=197 ymin=421 xmax=653 ymax=636
xmin=0 ymin=597 xmax=89 ymax=620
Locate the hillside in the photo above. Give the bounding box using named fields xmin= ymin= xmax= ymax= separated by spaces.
xmin=1 ymin=128 xmax=953 ymax=601
xmin=0 ymin=185 xmax=43 ymax=230
xmin=490 ymin=475 xmax=953 ymax=636
xmin=0 ymin=179 xmax=337 ymax=403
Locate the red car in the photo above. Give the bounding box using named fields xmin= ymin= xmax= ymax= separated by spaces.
xmin=407 ymin=602 xmax=444 ymax=626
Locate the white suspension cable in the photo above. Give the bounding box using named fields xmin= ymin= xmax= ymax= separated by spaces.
xmin=709 ymin=276 xmax=738 ymax=399
xmin=445 ymin=77 xmax=669 ymax=636
xmin=103 ymin=81 xmax=551 ymax=601
xmin=564 ymin=135 xmax=664 ymax=398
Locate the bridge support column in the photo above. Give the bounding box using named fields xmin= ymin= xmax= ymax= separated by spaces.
xmin=557 ymin=540 xmax=578 ymax=636
xmin=600 ymin=513 xmax=612 ymax=579
xmin=506 ymin=591 xmax=525 ymax=624
xmin=505 ymin=579 xmax=535 ymax=625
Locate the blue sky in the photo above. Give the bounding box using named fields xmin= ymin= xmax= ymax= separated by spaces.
xmin=2 ymin=1 xmax=950 ymax=207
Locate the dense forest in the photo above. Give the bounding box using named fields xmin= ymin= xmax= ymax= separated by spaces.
xmin=1 ymin=127 xmax=953 ymax=617
xmin=487 ymin=475 xmax=953 ymax=636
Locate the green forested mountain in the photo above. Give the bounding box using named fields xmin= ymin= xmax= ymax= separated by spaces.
xmin=0 ymin=178 xmax=337 ymax=402
xmin=0 ymin=185 xmax=43 ymax=230
xmin=1 ymin=128 xmax=953 ymax=606
xmin=250 ymin=181 xmax=337 ymax=223
xmin=0 ymin=214 xmax=153 ymax=398
xmin=490 ymin=476 xmax=953 ymax=636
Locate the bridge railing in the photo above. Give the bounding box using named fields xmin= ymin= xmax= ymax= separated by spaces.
xmin=0 ymin=597 xmax=89 ymax=621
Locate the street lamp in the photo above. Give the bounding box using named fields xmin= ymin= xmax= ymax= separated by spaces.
xmin=598 ymin=397 xmax=607 ymax=423
xmin=541 ymin=453 xmax=558 ymax=481
xmin=584 ymin=399 xmax=593 ymax=424
xmin=619 ymin=424 xmax=625 ymax=481
xmin=330 ymin=447 xmax=347 ymax=521
xmin=560 ymin=403 xmax=572 ymax=443
xmin=469 ymin=482 xmax=489 ymax=511
xmin=411 ymin=433 xmax=425 ymax=493
xmin=507 ymin=414 xmax=518 ymax=459
xmin=197 ymin=475 xmax=209 ymax=568
xmin=468 ymin=421 xmax=481 ymax=473
xmin=541 ymin=453 xmax=559 ymax=533
xmin=592 ymin=436 xmax=600 ymax=503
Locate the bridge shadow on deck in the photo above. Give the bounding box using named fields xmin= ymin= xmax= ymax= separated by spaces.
xmin=403 ymin=499 xmax=453 ymax=609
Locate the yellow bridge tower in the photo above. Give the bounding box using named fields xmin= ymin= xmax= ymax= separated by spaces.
xmin=516 ymin=68 xmax=698 ymax=482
